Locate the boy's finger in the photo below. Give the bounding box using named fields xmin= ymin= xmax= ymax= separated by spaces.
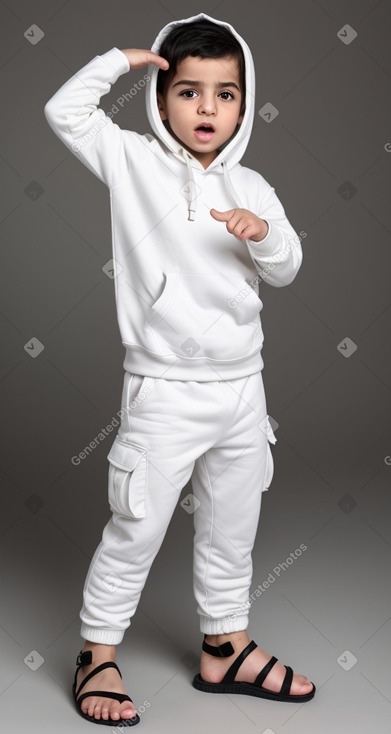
xmin=128 ymin=50 xmax=169 ymax=70
xmin=149 ymin=52 xmax=169 ymax=69
xmin=210 ymin=208 xmax=236 ymax=222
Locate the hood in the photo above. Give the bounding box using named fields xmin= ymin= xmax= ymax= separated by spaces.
xmin=145 ymin=12 xmax=256 ymax=220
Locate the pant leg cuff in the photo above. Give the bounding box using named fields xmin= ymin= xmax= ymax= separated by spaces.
xmin=80 ymin=624 xmax=125 ymax=645
xmin=199 ymin=614 xmax=249 ymax=635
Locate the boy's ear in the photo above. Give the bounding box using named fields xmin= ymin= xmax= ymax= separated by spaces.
xmin=157 ymin=92 xmax=168 ymax=121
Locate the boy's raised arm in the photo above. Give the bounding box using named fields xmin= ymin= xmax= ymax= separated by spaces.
xmin=43 ymin=48 xmax=167 ymax=188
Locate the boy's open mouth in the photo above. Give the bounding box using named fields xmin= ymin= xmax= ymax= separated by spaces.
xmin=194 ymin=123 xmax=215 ymax=142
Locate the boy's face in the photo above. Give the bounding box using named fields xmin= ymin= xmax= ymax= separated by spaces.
xmin=157 ymin=55 xmax=244 ymax=169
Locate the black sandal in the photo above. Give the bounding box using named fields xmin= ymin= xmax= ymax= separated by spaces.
xmin=192 ymin=636 xmax=316 ymax=703
xmin=72 ymin=649 xmax=140 ymax=726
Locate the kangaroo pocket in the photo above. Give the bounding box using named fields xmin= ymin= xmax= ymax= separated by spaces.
xmin=147 ymin=272 xmax=264 ymax=360
xmin=107 ymin=436 xmax=147 ymax=518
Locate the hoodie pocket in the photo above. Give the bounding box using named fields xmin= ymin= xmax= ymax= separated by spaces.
xmin=148 ymin=272 xmax=264 ymax=360
xmin=107 ymin=436 xmax=148 ymax=518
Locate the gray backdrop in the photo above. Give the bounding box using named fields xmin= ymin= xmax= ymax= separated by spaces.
xmin=1 ymin=0 xmax=390 ymax=732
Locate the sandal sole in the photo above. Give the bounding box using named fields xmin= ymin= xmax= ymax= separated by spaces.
xmin=192 ymin=674 xmax=316 ymax=703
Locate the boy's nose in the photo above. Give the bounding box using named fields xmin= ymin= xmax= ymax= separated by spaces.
xmin=198 ymin=100 xmax=216 ymax=115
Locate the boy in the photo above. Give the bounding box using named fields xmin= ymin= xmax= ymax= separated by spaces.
xmin=44 ymin=12 xmax=315 ymax=726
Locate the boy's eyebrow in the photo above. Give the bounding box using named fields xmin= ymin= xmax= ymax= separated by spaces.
xmin=172 ymin=79 xmax=240 ymax=91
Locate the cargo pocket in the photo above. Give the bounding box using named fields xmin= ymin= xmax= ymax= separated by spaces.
xmin=262 ymin=416 xmax=277 ymax=492
xmin=107 ymin=436 xmax=148 ymax=518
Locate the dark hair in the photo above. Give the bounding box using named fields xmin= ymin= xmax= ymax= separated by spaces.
xmin=156 ymin=19 xmax=246 ymax=114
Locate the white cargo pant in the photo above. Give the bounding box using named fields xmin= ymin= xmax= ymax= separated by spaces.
xmin=79 ymin=370 xmax=277 ymax=645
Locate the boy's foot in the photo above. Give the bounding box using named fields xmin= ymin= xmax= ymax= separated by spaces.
xmin=200 ymin=631 xmax=313 ymax=696
xmin=74 ymin=643 xmax=138 ymax=722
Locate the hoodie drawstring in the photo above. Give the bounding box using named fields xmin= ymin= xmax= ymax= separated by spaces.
xmin=183 ymin=151 xmax=243 ymax=221
xmin=184 ymin=151 xmax=197 ymax=221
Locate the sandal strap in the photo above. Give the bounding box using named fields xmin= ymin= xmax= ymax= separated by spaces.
xmin=202 ymin=635 xmax=234 ymax=658
xmin=74 ymin=659 xmax=123 ymax=699
xmin=222 ymin=640 xmax=258 ymax=683
xmin=280 ymin=665 xmax=294 ymax=696
xmin=76 ymin=650 xmax=92 ymax=666
xmin=254 ymin=655 xmax=278 ymax=686
xmin=76 ymin=690 xmax=133 ymax=706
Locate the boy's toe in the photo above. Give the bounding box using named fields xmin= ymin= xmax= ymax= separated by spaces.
xmin=290 ymin=674 xmax=314 ymax=695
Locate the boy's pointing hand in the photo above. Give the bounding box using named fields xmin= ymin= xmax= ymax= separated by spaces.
xmin=210 ymin=208 xmax=269 ymax=243
xmin=120 ymin=49 xmax=169 ymax=71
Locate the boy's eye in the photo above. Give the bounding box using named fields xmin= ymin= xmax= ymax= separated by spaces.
xmin=180 ymin=90 xmax=198 ymax=98
xmin=179 ymin=90 xmax=235 ymax=100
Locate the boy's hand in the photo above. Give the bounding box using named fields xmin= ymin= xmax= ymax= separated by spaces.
xmin=120 ymin=48 xmax=169 ymax=71
xmin=210 ymin=208 xmax=269 ymax=242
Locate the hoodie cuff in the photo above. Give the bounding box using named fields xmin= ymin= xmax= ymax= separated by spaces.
xmin=247 ymin=219 xmax=281 ymax=257
xmin=98 ymin=47 xmax=131 ymax=75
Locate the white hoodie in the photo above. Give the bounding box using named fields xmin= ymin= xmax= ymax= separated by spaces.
xmin=44 ymin=12 xmax=303 ymax=381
